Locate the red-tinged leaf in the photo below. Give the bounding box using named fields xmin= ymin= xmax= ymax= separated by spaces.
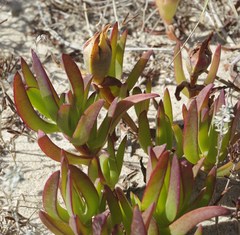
xmin=179 ymin=159 xmax=194 ymax=213
xmin=190 ymin=167 xmax=216 ymax=210
xmin=69 ymin=215 xmax=89 ymax=235
xmin=65 ymin=170 xmax=74 ymax=216
xmin=32 ymin=50 xmax=59 ymax=121
xmin=116 ymin=187 xmax=133 ymax=234
xmin=138 ymin=111 xmax=152 ymax=153
xmin=230 ymin=101 xmax=240 ymax=141
xmin=88 ymin=99 xmax=117 ymax=151
xmin=21 ymin=57 xmax=38 ymax=88
xmin=142 ymin=151 xmax=170 ymax=210
xmin=183 ymin=99 xmax=199 ymax=164
xmin=72 ymin=99 xmax=105 ymax=146
xmin=62 ymin=54 xmax=84 ymax=108
xmin=205 ymin=45 xmax=221 ymax=85
xmin=115 ymin=28 xmax=128 ymax=80
xmin=196 ymin=84 xmax=213 ymax=112
xmin=213 ymin=89 xmax=225 ymax=115
xmin=110 ymin=93 xmax=159 ymax=133
xmin=13 ymin=72 xmax=58 ymax=133
xmin=92 ymin=211 xmax=109 ymax=235
xmin=194 ymin=225 xmax=203 ymax=235
xmin=131 ymin=206 xmax=147 ymax=235
xmin=182 ymin=104 xmax=188 ymax=120
xmin=69 ymin=165 xmax=99 ymax=221
xmin=163 ymin=88 xmax=173 ymax=123
xmin=142 ymin=203 xmax=156 ymax=231
xmin=192 ymin=157 xmax=205 ymax=178
xmin=38 ymin=131 xmax=91 ymax=165
xmin=165 ymin=155 xmax=181 ymax=222
xmin=174 ymin=43 xmax=188 ymax=97
xmin=104 ymin=186 xmax=122 ymax=225
xmin=42 ymin=171 xmax=61 ymax=220
xmin=147 ymin=218 xmax=160 ymax=235
xmin=168 ymin=206 xmax=230 ymax=235
xmin=39 ymin=211 xmax=74 ymax=235
xmin=155 ymin=101 xmax=173 ymax=149
xmin=126 ymin=50 xmax=153 ymax=91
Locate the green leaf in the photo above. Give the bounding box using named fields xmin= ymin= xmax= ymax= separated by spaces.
xmin=116 ymin=136 xmax=127 ymax=175
xmin=183 ymin=99 xmax=199 ymax=164
xmin=13 ymin=72 xmax=58 ymax=133
xmin=163 ymin=88 xmax=173 ymax=123
xmin=204 ymin=45 xmax=221 ymax=85
xmin=138 ymin=111 xmax=152 ymax=153
xmin=72 ymin=99 xmax=105 ymax=146
xmin=116 ymin=187 xmax=133 ymax=234
xmin=62 ymin=54 xmax=84 ymax=111
xmin=155 ymin=101 xmax=173 ymax=150
xmin=21 ymin=57 xmax=38 ymax=88
xmin=168 ymin=206 xmax=230 ymax=235
xmin=173 ymin=43 xmax=188 ymax=97
xmin=32 ymin=50 xmax=59 ymax=121
xmin=172 ymin=124 xmax=183 ymax=156
xmin=69 ymin=165 xmax=100 ymax=222
xmin=39 ymin=211 xmax=74 ymax=235
xmin=26 ymin=87 xmax=52 ymax=119
xmin=104 ymin=185 xmax=123 ymax=225
xmin=142 ymin=151 xmax=169 ymax=210
xmin=115 ymin=28 xmax=128 ymax=80
xmin=38 ymin=131 xmax=91 ymax=165
xmin=126 ymin=50 xmax=153 ymax=91
xmin=196 ymin=84 xmax=213 ymax=112
xmin=193 ymin=225 xmax=203 ymax=235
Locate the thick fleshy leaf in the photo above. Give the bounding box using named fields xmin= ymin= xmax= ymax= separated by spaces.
xmin=62 ymin=54 xmax=84 ymax=110
xmin=168 ymin=206 xmax=230 ymax=235
xmin=131 ymin=206 xmax=147 ymax=235
xmin=68 ymin=165 xmax=99 ymax=221
xmin=108 ymin=22 xmax=119 ymax=77
xmin=146 ymin=145 xmax=167 ymax=183
xmin=72 ymin=99 xmax=105 ymax=145
xmin=57 ymin=104 xmax=73 ymax=136
xmin=179 ymin=159 xmax=194 ymax=213
xmin=115 ymin=28 xmax=128 ymax=80
xmin=126 ymin=50 xmax=153 ymax=91
xmin=39 ymin=211 xmax=74 ymax=235
xmin=196 ymin=84 xmax=213 ymax=112
xmin=32 ymin=50 xmax=59 ymax=121
xmin=174 ymin=43 xmax=188 ymax=97
xmin=155 ymin=101 xmax=173 ymax=150
xmin=217 ymin=161 xmax=240 ymax=177
xmin=142 ymin=151 xmax=169 ymax=210
xmin=104 ymin=186 xmax=122 ymax=225
xmin=194 ymin=225 xmax=203 ymax=235
xmin=21 ymin=57 xmax=38 ymax=88
xmin=69 ymin=215 xmax=89 ymax=235
xmin=183 ymin=99 xmax=199 ymax=164
xmin=116 ymin=187 xmax=133 ymax=234
xmin=116 ymin=136 xmax=127 ymax=174
xmin=110 ymin=93 xmax=159 ymax=133
xmin=204 ymin=45 xmax=221 ymax=85
xmin=165 ymin=155 xmax=181 ymax=222
xmin=38 ymin=131 xmax=91 ymax=165
xmin=163 ymin=88 xmax=173 ymax=123
xmin=142 ymin=203 xmax=156 ymax=231
xmin=26 ymin=87 xmax=51 ymax=119
xmin=138 ymin=111 xmax=152 ymax=153
xmin=92 ymin=211 xmax=109 ymax=235
xmin=172 ymin=124 xmax=183 ymax=156
xmin=42 ymin=171 xmax=61 ymax=220
xmin=190 ymin=167 xmax=216 ymax=210
xmin=13 ymin=72 xmax=58 ymax=133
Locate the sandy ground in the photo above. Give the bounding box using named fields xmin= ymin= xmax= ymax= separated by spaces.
xmin=0 ymin=1 xmax=240 ymax=234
